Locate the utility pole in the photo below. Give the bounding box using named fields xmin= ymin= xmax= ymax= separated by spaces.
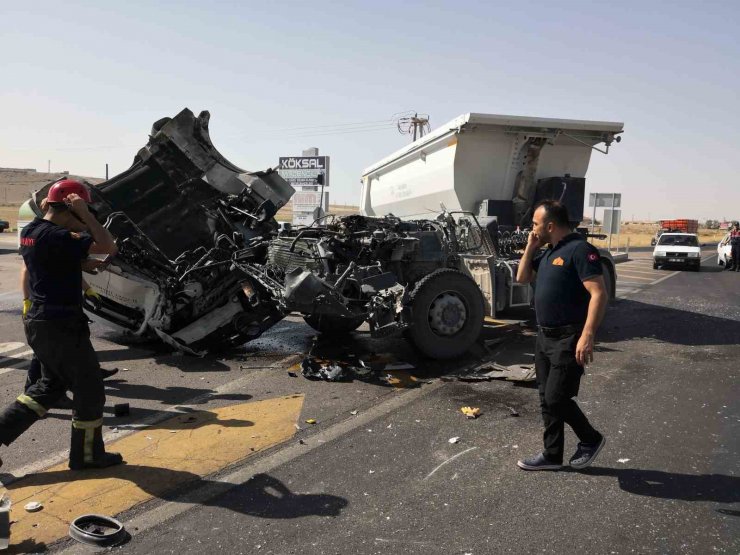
xmin=47 ymin=160 xmax=51 ymax=173
xmin=397 ymin=112 xmax=430 ymax=142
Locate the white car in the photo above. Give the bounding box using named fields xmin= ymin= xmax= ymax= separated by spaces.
xmin=717 ymin=233 xmax=733 ymax=267
xmin=653 ymin=233 xmax=701 ymax=271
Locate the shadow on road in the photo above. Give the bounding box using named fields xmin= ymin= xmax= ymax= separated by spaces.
xmin=7 ymin=469 xmax=347 ymax=519
xmin=600 ymin=299 xmax=740 ymax=346
xmin=586 ymin=467 xmax=740 ymax=503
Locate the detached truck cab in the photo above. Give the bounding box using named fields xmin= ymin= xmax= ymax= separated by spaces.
xmin=360 ymin=112 xmax=623 ymax=316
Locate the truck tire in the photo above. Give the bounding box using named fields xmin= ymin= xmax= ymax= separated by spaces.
xmin=406 ymin=269 xmax=484 ymax=359
xmin=303 ymin=314 xmax=365 ymax=335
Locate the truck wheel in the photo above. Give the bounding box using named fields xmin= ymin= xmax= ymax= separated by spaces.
xmin=407 ymin=269 xmax=484 ymax=359
xmin=303 ymin=314 xmax=365 ymax=335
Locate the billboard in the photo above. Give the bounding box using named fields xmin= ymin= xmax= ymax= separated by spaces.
xmin=278 ymin=155 xmax=330 ymax=226
xmin=278 ymin=156 xmax=329 ymax=189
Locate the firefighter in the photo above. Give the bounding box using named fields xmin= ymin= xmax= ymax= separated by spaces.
xmin=21 ymin=256 xmax=119 ymax=408
xmin=0 ymin=179 xmax=123 ymax=470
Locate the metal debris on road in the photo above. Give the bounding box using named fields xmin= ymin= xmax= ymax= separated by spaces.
xmin=69 ymin=514 xmax=126 ymax=547
xmin=460 ymin=406 xmax=481 ymax=419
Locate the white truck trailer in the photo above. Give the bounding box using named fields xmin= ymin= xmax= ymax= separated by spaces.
xmin=359 ymin=112 xmax=624 ymax=315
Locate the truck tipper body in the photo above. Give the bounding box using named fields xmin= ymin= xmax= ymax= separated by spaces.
xmin=360 ymin=112 xmax=624 ymax=313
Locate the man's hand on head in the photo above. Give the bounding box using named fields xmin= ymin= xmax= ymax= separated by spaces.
xmin=65 ymin=193 xmax=91 ymax=219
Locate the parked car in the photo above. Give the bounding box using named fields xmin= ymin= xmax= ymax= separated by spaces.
xmin=0 ymin=220 xmax=9 ymax=233
xmin=717 ymin=233 xmax=733 ymax=268
xmin=653 ymin=233 xmax=701 ymax=271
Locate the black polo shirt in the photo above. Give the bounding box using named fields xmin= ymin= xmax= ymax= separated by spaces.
xmin=20 ymin=218 xmax=93 ymax=320
xmin=532 ymin=233 xmax=603 ymax=327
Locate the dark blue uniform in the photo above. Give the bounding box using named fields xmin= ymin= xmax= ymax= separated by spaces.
xmin=531 ymin=233 xmax=603 ymax=463
xmin=0 ymin=217 xmax=109 ymax=469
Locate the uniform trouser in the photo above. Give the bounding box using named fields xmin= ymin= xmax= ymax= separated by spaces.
xmin=535 ymin=330 xmax=601 ymax=463
xmin=731 ymin=243 xmax=740 ymax=270
xmin=0 ymin=316 xmax=104 ymax=447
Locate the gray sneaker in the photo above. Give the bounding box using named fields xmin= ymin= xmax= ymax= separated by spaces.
xmin=569 ymin=436 xmax=606 ymax=469
xmin=517 ymin=452 xmax=562 ymax=471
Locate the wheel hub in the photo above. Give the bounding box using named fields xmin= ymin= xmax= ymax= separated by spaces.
xmin=428 ymin=292 xmax=467 ymax=336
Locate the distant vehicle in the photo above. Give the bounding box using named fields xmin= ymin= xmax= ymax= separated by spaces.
xmin=0 ymin=220 xmax=9 ymax=233
xmin=717 ymin=233 xmax=733 ymax=268
xmin=653 ymin=233 xmax=701 ymax=271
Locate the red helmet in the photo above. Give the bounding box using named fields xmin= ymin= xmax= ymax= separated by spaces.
xmin=47 ymin=179 xmax=91 ymax=203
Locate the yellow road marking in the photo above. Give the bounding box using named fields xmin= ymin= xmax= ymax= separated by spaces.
xmin=2 ymin=395 xmax=304 ymax=549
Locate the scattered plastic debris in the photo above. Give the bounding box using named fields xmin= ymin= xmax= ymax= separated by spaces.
xmin=617 ymin=458 xmax=631 ymax=464
xmin=305 ymin=419 xmax=317 ymax=425
xmin=448 ymin=437 xmax=460 ymax=444
xmin=507 ymin=406 xmax=520 ymax=417
xmin=460 ymin=406 xmax=481 ymax=419
xmin=350 ymin=410 xmax=358 ymax=415
xmin=24 ymin=502 xmax=43 ymax=513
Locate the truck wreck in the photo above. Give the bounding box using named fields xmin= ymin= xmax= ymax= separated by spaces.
xmin=22 ymin=109 xmax=623 ymax=359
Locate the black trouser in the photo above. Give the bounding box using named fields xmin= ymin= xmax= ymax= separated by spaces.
xmin=731 ymin=243 xmax=740 ymax=270
xmin=0 ymin=315 xmax=104 ymax=446
xmin=535 ymin=329 xmax=601 ymax=463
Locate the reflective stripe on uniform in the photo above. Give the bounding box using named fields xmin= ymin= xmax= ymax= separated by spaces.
xmin=73 ymin=418 xmax=103 ymax=463
xmin=17 ymin=394 xmax=47 ymax=417
xmin=72 ymin=418 xmax=103 ymax=430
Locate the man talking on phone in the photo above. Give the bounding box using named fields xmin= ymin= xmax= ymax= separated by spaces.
xmin=515 ymin=200 xmax=607 ymax=471
xmin=0 ymin=179 xmax=123 ymax=470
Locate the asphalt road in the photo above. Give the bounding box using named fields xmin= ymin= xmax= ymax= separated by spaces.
xmin=0 ymin=233 xmax=737 ymax=554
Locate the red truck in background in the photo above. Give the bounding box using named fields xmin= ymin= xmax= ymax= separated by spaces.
xmin=651 ymin=219 xmax=699 ymax=245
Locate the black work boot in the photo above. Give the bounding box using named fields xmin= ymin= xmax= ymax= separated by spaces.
xmin=69 ymin=420 xmax=124 ymax=470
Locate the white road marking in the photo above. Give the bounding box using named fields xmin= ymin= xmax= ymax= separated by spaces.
xmin=0 ymin=349 xmax=34 ymax=375
xmin=0 ymin=342 xmax=25 ymax=355
xmin=615 ymin=252 xmax=716 ymax=298
xmin=616 ymin=275 xmax=657 ymax=282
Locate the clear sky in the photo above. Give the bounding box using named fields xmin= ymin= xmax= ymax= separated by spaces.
xmin=1 ymin=0 xmax=738 ymax=221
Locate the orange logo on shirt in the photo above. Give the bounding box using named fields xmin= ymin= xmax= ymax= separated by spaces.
xmin=552 ymin=257 xmax=565 ymax=266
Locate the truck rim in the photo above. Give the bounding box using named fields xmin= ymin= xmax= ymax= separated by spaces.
xmin=428 ymin=291 xmax=467 ymax=336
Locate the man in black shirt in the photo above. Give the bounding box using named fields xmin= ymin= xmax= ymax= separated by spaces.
xmin=0 ymin=179 xmax=123 ymax=470
xmin=515 ymin=200 xmax=608 ymax=471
